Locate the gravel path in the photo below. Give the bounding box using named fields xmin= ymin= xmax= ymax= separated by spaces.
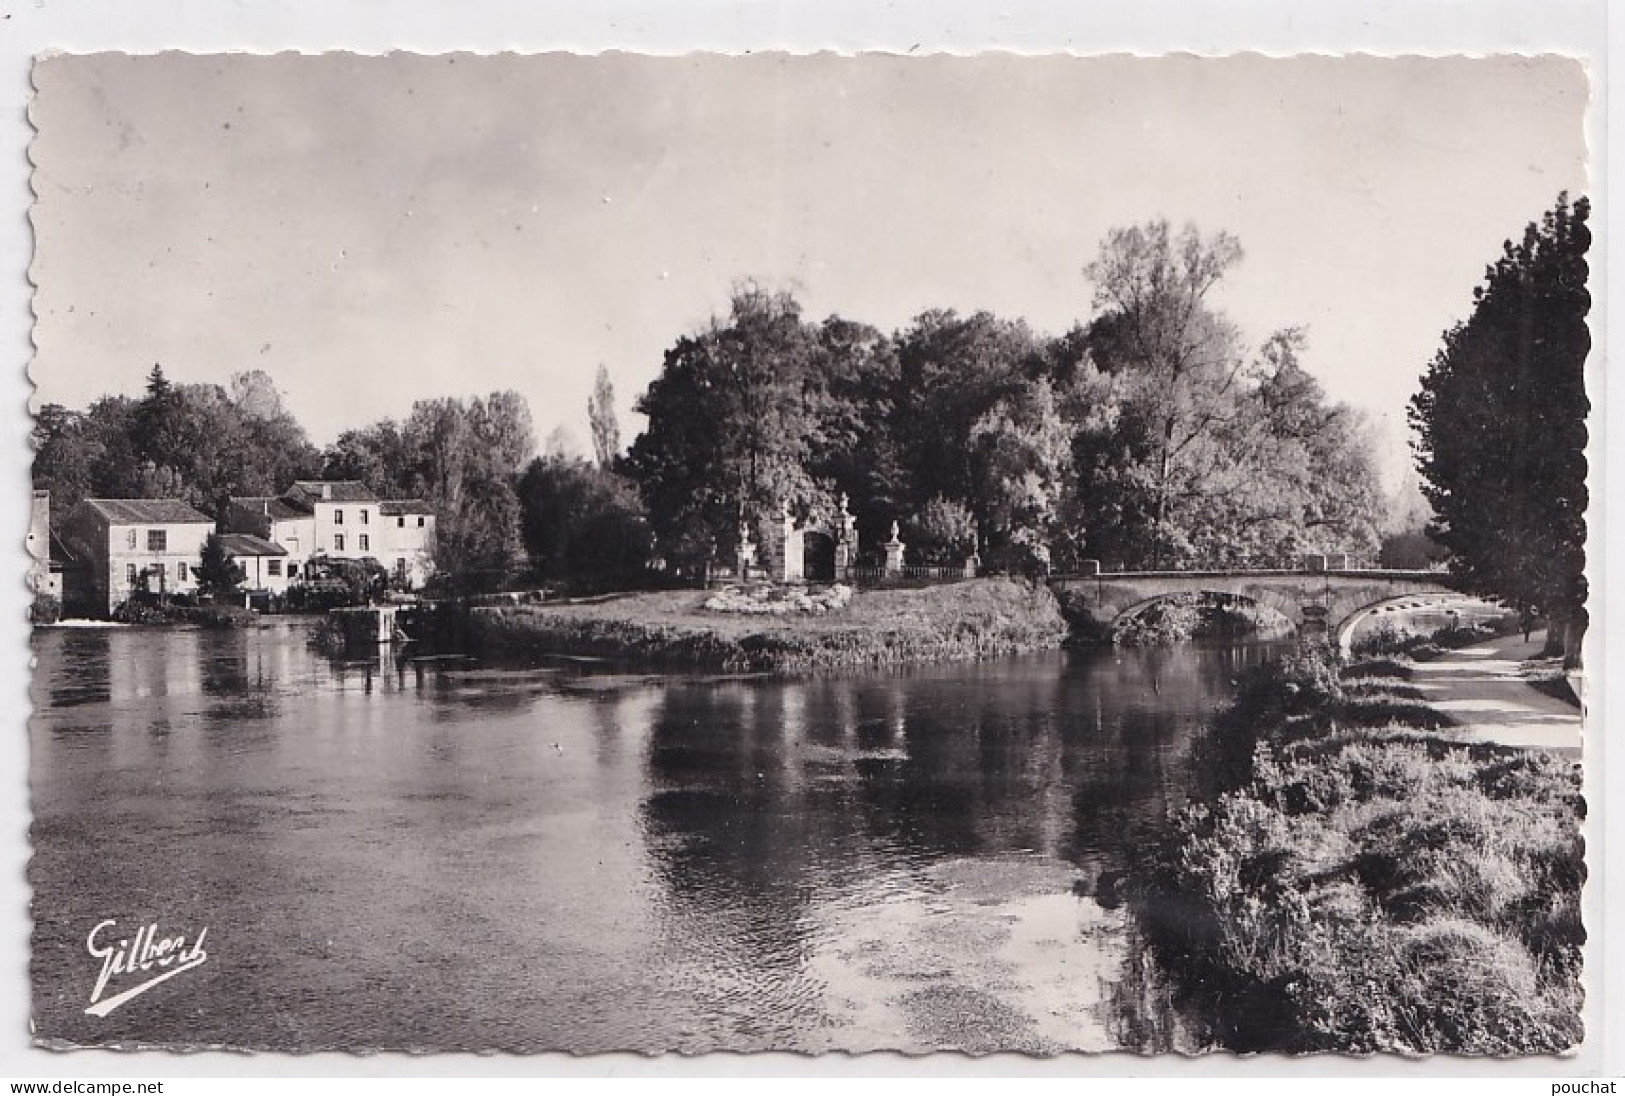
xmin=1407 ymin=630 xmax=1583 ymax=755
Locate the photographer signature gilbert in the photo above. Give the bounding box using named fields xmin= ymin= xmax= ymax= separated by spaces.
xmin=83 ymin=918 xmax=209 ymax=1017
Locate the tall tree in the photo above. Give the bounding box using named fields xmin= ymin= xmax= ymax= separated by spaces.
xmin=967 ymin=376 xmax=1073 ymax=568
xmin=31 ymin=403 xmax=96 ymax=522
xmin=802 ymin=316 xmax=905 ymax=543
xmin=890 ymin=309 xmax=1041 ymax=518
xmin=588 ymin=365 xmax=621 ymax=469
xmin=470 ymin=390 xmax=537 ymax=474
xmin=517 ymin=455 xmax=651 ymax=584
xmin=322 ymin=420 xmax=413 ymax=497
xmin=395 ymin=391 xmax=534 ymax=584
xmin=1083 ymin=221 xmax=1249 ymax=567
xmin=229 ymin=369 xmax=288 ymax=421
xmin=1409 ymin=193 xmax=1591 ymax=662
xmin=625 ymin=284 xmax=829 ymax=568
xmin=1193 ymin=329 xmax=1383 ymax=567
xmin=227 ymin=370 xmax=324 ymax=494
xmin=130 ymin=363 xmax=188 ymax=489
xmin=197 ymin=533 xmax=247 ymax=598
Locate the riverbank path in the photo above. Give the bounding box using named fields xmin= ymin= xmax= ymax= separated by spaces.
xmin=1407 ymin=630 xmax=1583 ymax=757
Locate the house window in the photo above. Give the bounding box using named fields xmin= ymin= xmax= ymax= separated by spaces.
xmin=417 ymin=517 xmax=426 ymax=527
xmin=397 ymin=516 xmax=405 ymax=528
xmin=334 ymin=533 xmax=346 ymax=552
xmin=396 ymin=559 xmax=408 ymax=580
xmin=360 ymin=509 xmax=369 ymax=525
xmin=176 ymin=562 xmax=188 ymax=582
xmin=126 ymin=563 xmax=137 ymax=585
xmin=358 ymin=534 xmax=370 ymax=552
xmin=334 ymin=509 xmax=344 ymax=524
xmin=126 ymin=529 xmax=137 ymax=549
xmin=267 ymin=560 xmax=282 ymax=577
xmin=147 ymin=529 xmax=167 ymax=552
xmin=286 ymin=562 xmax=298 ymax=579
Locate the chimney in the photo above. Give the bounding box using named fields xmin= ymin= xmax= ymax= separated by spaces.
xmin=321 ymin=484 xmax=332 ymax=500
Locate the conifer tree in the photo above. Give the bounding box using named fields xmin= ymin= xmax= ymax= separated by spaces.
xmin=1409 ymin=194 xmax=1591 ymax=661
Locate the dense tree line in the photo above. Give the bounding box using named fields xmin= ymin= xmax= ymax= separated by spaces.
xmin=33 ymin=367 xmax=323 ymax=525
xmin=316 ymin=391 xmax=536 ymax=583
xmin=628 ymin=222 xmax=1385 ymax=575
xmin=1409 ymin=193 xmax=1590 ymax=660
xmin=34 ymin=218 xmax=1390 ymax=589
xmin=34 ymin=368 xmax=540 ymax=588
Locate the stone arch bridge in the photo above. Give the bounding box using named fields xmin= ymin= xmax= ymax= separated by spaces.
xmin=1047 ymin=568 xmax=1463 ymax=650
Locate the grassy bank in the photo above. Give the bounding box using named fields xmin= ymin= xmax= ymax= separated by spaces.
xmin=1129 ymin=645 xmax=1585 ymax=1054
xmin=467 ymin=577 xmax=1069 ymax=673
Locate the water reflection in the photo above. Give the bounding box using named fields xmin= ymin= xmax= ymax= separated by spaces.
xmin=30 ymin=622 xmax=1277 ymax=1053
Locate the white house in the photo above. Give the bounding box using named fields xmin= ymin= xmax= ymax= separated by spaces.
xmin=222 ymin=496 xmax=318 ymax=581
xmin=216 ymin=533 xmax=294 ymax=596
xmin=224 ymin=480 xmax=438 ymax=593
xmin=379 ymin=499 xmax=437 ymax=588
xmin=282 ymin=480 xmax=384 ymax=563
xmin=59 ymin=498 xmax=215 ymax=617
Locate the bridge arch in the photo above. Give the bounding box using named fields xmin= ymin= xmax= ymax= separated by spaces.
xmin=1110 ymin=589 xmax=1298 ymax=639
xmin=1333 ymin=591 xmax=1489 ymax=654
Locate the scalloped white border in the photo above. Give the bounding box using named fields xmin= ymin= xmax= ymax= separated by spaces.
xmin=1 ymin=1 xmax=1613 ymax=1083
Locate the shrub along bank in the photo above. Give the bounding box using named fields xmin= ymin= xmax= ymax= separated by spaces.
xmin=467 ymin=577 xmax=1069 ymax=674
xmin=110 ymin=599 xmax=257 ymax=628
xmin=1130 ymin=643 xmax=1585 ymax=1054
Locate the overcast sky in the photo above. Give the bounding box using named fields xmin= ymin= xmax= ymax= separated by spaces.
xmin=28 ymin=52 xmax=1588 ymax=485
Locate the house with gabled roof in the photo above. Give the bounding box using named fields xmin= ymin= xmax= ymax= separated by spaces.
xmin=59 ymin=498 xmax=214 ymax=617
xmin=222 ymin=479 xmax=438 ymax=593
xmin=222 ymin=495 xmax=318 ymax=582
xmin=282 ymin=480 xmax=384 ymax=565
xmin=216 ymin=533 xmax=293 ymax=596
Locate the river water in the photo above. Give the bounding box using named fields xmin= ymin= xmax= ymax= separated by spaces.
xmin=30 ymin=622 xmax=1280 ymax=1053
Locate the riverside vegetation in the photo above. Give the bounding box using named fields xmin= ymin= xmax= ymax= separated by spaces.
xmin=1126 ymin=637 xmax=1584 ymax=1054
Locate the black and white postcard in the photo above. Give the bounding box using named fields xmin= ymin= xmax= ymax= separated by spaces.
xmin=21 ymin=45 xmax=1599 ymax=1061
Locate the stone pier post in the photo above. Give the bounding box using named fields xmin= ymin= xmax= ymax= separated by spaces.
xmin=882 ymin=522 xmax=906 ymax=578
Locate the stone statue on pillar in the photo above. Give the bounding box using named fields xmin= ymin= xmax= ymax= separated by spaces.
xmin=833 ymin=493 xmax=857 ymax=580
xmin=883 ymin=520 xmax=906 ymax=577
xmin=779 ymin=499 xmax=805 ymax=583
xmin=736 ymin=520 xmax=756 ymax=583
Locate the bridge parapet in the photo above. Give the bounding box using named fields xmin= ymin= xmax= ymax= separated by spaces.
xmin=1049 ymin=568 xmax=1446 ymax=583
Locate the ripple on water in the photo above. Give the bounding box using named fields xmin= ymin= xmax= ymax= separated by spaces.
xmin=804 ymin=855 xmax=1130 ymax=1054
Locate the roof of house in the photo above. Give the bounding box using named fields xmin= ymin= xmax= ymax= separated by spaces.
xmin=286 ymin=480 xmax=380 ymax=505
xmin=216 ymin=533 xmax=289 ymax=557
xmin=80 ymin=498 xmax=213 ymax=525
xmin=379 ymin=499 xmax=436 ymax=516
xmin=230 ymin=495 xmax=312 ymax=521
